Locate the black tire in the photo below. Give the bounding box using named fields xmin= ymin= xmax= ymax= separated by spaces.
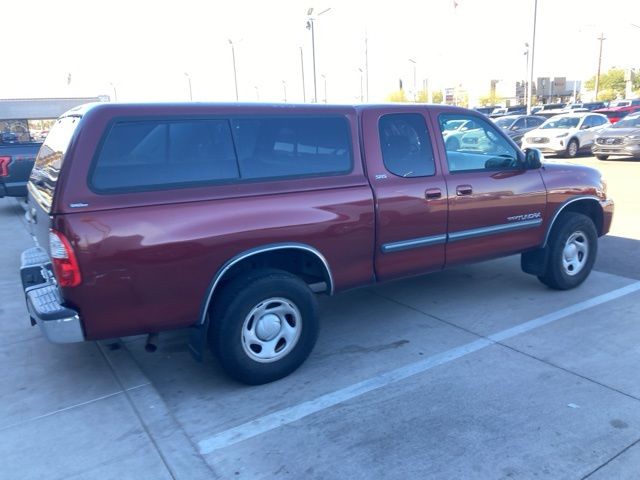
xmin=209 ymin=269 xmax=319 ymax=385
xmin=596 ymin=155 xmax=609 ymax=160
xmin=538 ymin=212 xmax=597 ymax=290
xmin=565 ymin=138 xmax=579 ymax=158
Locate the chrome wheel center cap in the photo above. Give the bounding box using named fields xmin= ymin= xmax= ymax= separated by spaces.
xmin=255 ymin=314 xmax=282 ymax=341
xmin=564 ymin=243 xmax=578 ymax=261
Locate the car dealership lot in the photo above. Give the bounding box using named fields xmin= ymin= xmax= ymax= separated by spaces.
xmin=1 ymin=155 xmax=639 ymax=479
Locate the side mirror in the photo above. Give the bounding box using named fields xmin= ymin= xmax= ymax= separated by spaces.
xmin=510 ymin=125 xmax=520 ymax=131
xmin=580 ymin=124 xmax=590 ymax=130
xmin=524 ymin=148 xmax=542 ymax=169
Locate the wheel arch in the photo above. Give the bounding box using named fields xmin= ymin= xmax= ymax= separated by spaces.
xmin=197 ymin=243 xmax=334 ymax=326
xmin=543 ymin=196 xmax=604 ymax=247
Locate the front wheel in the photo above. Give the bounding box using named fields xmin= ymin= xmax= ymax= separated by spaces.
xmin=209 ymin=269 xmax=319 ymax=385
xmin=538 ymin=212 xmax=597 ymax=290
xmin=565 ymin=138 xmax=579 ymax=158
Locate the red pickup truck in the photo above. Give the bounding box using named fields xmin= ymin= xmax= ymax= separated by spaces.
xmin=21 ymin=103 xmax=613 ymax=384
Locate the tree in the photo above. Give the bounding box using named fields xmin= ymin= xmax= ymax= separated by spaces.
xmin=583 ymin=67 xmax=640 ymax=99
xmin=478 ymin=92 xmax=502 ymax=106
xmin=416 ymin=89 xmax=428 ymax=103
xmin=432 ymin=90 xmax=443 ymax=104
xmin=386 ymin=89 xmax=408 ymax=102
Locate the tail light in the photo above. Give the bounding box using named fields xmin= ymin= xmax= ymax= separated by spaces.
xmin=49 ymin=230 xmax=82 ymax=287
xmin=0 ymin=156 xmax=10 ymax=177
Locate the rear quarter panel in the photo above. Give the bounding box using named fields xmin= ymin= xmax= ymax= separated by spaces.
xmin=53 ymin=104 xmax=375 ymax=340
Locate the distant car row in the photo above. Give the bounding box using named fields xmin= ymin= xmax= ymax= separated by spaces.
xmin=476 ymin=99 xmax=640 ymax=124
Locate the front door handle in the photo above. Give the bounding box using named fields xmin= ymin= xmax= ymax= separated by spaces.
xmin=425 ymin=188 xmax=442 ymax=199
xmin=456 ymin=184 xmax=473 ymax=196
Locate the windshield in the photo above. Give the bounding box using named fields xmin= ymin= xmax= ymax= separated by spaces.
xmin=613 ymin=115 xmax=640 ymax=128
xmin=540 ymin=117 xmax=580 ymax=129
xmin=493 ymin=117 xmax=514 ymax=129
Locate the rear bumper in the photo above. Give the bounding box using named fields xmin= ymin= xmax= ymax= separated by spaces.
xmin=20 ymin=247 xmax=84 ymax=343
xmin=0 ymin=180 xmax=28 ymax=198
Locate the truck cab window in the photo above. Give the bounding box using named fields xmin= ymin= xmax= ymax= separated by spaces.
xmin=439 ymin=114 xmax=520 ymax=173
xmin=378 ymin=114 xmax=435 ymax=178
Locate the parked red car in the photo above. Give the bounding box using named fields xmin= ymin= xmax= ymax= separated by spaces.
xmin=21 ymin=103 xmax=613 ymax=384
xmin=594 ymin=101 xmax=640 ymax=124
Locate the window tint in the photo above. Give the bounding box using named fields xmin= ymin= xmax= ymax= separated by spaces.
xmin=92 ymin=119 xmax=239 ymax=191
xmin=513 ymin=118 xmax=526 ymax=129
xmin=591 ymin=115 xmax=607 ymax=126
xmin=230 ymin=117 xmax=351 ymax=179
xmin=439 ymin=114 xmax=520 ymax=173
xmin=378 ymin=114 xmax=435 ymax=177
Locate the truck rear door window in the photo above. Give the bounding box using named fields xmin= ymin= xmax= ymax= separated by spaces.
xmin=91 ymin=119 xmax=239 ymax=192
xmin=29 ymin=116 xmax=81 ymax=211
xmin=230 ymin=117 xmax=352 ymax=179
xmin=378 ymin=114 xmax=436 ymax=177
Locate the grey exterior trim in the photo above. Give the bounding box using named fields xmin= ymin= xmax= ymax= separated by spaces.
xmin=381 ymin=234 xmax=447 ymax=253
xmin=542 ymin=195 xmax=606 ymax=247
xmin=448 ymin=219 xmax=543 ymax=243
xmin=198 ymin=243 xmax=334 ymax=325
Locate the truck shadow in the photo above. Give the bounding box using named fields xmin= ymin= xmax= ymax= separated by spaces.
xmin=595 ymin=235 xmax=640 ymax=281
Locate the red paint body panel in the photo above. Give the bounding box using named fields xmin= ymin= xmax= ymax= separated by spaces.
xmin=27 ymin=103 xmax=613 ymax=341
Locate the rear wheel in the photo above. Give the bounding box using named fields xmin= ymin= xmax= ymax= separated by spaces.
xmin=209 ymin=269 xmax=319 ymax=385
xmin=565 ymin=138 xmax=579 ymax=158
xmin=596 ymin=155 xmax=609 ymax=160
xmin=538 ymin=212 xmax=597 ymax=290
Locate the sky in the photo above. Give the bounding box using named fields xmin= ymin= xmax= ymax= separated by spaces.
xmin=1 ymin=0 xmax=639 ymax=105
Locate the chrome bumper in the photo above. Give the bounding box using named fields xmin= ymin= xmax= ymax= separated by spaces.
xmin=20 ymin=247 xmax=84 ymax=343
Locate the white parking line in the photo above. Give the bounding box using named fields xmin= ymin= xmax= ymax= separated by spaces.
xmin=197 ymin=281 xmax=640 ymax=455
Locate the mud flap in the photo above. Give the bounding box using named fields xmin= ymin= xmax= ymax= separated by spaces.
xmin=521 ymin=246 xmax=550 ymax=276
xmin=188 ymin=319 xmax=209 ymax=362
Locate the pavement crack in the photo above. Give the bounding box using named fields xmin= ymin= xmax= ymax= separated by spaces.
xmin=580 ymin=436 xmax=640 ymax=479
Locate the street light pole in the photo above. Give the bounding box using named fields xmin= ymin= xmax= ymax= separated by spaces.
xmin=524 ymin=43 xmax=529 ymax=106
xmin=364 ymin=31 xmax=369 ymax=102
xmin=228 ymin=39 xmax=239 ymax=101
xmin=321 ymin=74 xmax=327 ymax=103
xmin=306 ymin=7 xmax=331 ymax=103
xmin=595 ymin=32 xmax=606 ymax=101
xmin=282 ymin=80 xmax=287 ymax=102
xmin=184 ymin=72 xmax=193 ymax=101
xmin=409 ymin=58 xmax=417 ymax=101
xmin=109 ymin=82 xmax=118 ymax=102
xmin=358 ymin=68 xmax=363 ymax=102
xmin=527 ymin=0 xmax=537 ymax=114
xmin=300 ymin=46 xmax=306 ymax=102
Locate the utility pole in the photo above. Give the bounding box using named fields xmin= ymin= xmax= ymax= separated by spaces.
xmin=306 ymin=7 xmax=331 ymax=103
xmin=595 ymin=33 xmax=606 ymax=101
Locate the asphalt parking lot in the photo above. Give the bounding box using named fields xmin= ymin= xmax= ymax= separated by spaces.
xmin=1 ymin=155 xmax=639 ymax=480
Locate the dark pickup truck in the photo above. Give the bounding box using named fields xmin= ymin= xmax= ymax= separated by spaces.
xmin=0 ymin=134 xmax=40 ymax=198
xmin=20 ymin=102 xmax=613 ymax=384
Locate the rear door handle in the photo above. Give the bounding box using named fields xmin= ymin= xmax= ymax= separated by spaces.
xmin=456 ymin=184 xmax=473 ymax=196
xmin=425 ymin=188 xmax=442 ymax=199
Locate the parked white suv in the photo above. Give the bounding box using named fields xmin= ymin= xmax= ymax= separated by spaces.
xmin=522 ymin=113 xmax=610 ymax=157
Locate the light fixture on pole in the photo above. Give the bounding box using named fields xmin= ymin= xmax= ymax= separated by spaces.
xmin=184 ymin=72 xmax=193 ymax=101
xmin=306 ymin=7 xmax=332 ymax=103
xmin=228 ymin=39 xmax=239 ymax=101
